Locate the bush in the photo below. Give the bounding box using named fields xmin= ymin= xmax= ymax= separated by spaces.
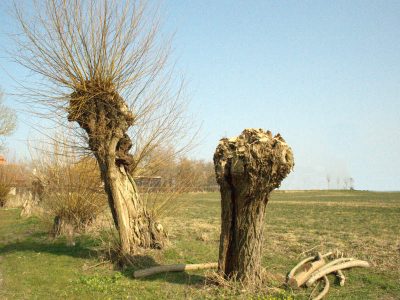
xmin=0 ymin=165 xmax=16 ymax=207
xmin=30 ymin=135 xmax=108 ymax=236
xmin=38 ymin=157 xmax=108 ymax=236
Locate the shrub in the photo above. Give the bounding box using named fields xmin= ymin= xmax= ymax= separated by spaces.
xmin=30 ymin=136 xmax=108 ymax=236
xmin=39 ymin=157 xmax=108 ymax=236
xmin=0 ymin=165 xmax=16 ymax=207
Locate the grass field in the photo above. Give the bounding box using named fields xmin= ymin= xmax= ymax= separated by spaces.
xmin=0 ymin=190 xmax=399 ymax=299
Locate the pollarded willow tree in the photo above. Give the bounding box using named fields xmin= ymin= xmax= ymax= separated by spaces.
xmin=214 ymin=129 xmax=294 ymax=284
xmin=13 ymin=0 xmax=191 ymax=256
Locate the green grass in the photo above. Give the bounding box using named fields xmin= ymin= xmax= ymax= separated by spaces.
xmin=1 ymin=190 xmax=399 ymax=299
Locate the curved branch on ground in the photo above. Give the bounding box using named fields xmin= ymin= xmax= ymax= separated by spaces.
xmin=306 ymin=260 xmax=370 ymax=287
xmin=312 ymin=275 xmax=330 ymax=300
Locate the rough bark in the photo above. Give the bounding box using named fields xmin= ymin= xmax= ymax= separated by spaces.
xmin=214 ymin=128 xmax=294 ymax=284
xmin=68 ymin=82 xmax=166 ymax=255
xmin=99 ymin=159 xmax=165 ymax=253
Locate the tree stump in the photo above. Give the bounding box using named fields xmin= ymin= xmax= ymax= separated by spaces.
xmin=214 ymin=128 xmax=294 ymax=284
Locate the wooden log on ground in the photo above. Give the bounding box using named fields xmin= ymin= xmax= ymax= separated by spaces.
xmin=134 ymin=262 xmax=218 ymax=278
xmin=287 ymin=253 xmax=326 ymax=289
xmin=306 ymin=260 xmax=370 ymax=287
xmin=287 ymin=256 xmax=315 ymax=280
xmin=287 ymin=252 xmax=332 ymax=285
xmin=317 ymin=257 xmax=355 ymax=271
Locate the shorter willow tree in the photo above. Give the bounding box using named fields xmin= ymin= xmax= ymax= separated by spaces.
xmin=214 ymin=128 xmax=294 ymax=284
xmin=14 ymin=0 xmax=190 ymax=256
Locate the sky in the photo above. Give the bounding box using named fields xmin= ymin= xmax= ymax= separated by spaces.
xmin=0 ymin=1 xmax=399 ymax=191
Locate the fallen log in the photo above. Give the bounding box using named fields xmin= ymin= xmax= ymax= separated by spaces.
xmin=287 ymin=256 xmax=315 ymax=280
xmin=306 ymin=260 xmax=370 ymax=287
xmin=287 ymin=253 xmax=326 ymax=289
xmin=287 ymin=251 xmax=333 ymax=281
xmin=317 ymin=257 xmax=355 ymax=271
xmin=134 ymin=262 xmax=218 ymax=278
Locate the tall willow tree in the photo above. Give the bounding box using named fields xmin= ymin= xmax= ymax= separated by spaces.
xmin=14 ymin=0 xmax=190 ymax=256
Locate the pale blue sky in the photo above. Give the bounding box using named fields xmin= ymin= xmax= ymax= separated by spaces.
xmin=1 ymin=1 xmax=399 ymax=190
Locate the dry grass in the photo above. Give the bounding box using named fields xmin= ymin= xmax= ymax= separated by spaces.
xmin=273 ymin=200 xmax=398 ymax=208
xmin=0 ymin=190 xmax=399 ymax=299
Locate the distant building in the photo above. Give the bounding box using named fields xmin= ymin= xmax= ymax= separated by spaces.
xmin=134 ymin=176 xmax=162 ymax=189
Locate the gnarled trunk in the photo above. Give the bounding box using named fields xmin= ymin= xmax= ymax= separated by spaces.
xmin=68 ymin=82 xmax=166 ymax=256
xmin=98 ymin=155 xmax=165 ymax=254
xmin=214 ymin=128 xmax=294 ymax=284
xmin=218 ymin=183 xmax=269 ymax=283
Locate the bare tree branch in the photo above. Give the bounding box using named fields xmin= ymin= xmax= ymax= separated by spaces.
xmin=12 ymin=0 xmax=194 ymax=255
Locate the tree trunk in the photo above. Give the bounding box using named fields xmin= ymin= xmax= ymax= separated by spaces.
xmin=219 ymin=185 xmax=268 ymax=283
xmin=99 ymin=155 xmax=166 ymax=255
xmin=214 ymin=128 xmax=294 ymax=285
xmin=67 ymin=84 xmax=166 ymax=256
